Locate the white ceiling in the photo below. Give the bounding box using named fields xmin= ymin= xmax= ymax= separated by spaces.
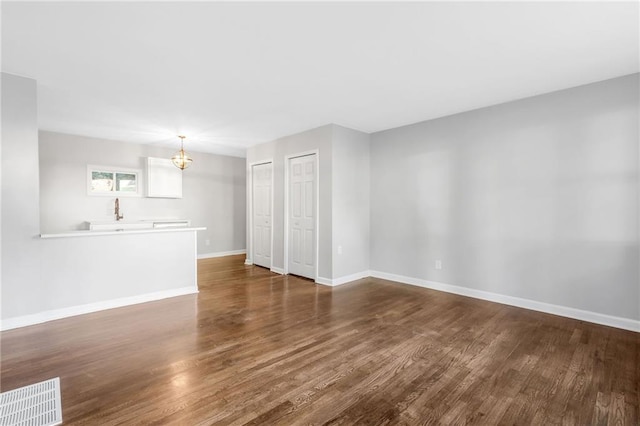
xmin=2 ymin=2 xmax=638 ymax=157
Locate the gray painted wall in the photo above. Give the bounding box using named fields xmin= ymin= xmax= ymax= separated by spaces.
xmin=247 ymin=125 xmax=333 ymax=278
xmin=246 ymin=124 xmax=371 ymax=281
xmin=5 ymin=70 xmax=636 ymax=326
xmin=1 ymin=73 xmax=44 ymax=318
xmin=39 ymin=131 xmax=246 ymax=255
xmin=332 ymin=125 xmax=370 ymax=278
xmin=370 ymin=74 xmax=639 ymax=320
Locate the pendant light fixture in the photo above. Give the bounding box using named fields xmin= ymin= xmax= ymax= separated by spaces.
xmin=171 ymin=135 xmax=193 ymax=170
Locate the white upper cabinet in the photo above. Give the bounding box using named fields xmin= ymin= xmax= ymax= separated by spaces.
xmin=146 ymin=157 xmax=182 ymax=198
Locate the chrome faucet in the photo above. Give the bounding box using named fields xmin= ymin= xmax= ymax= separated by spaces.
xmin=115 ymin=198 xmax=124 ymax=221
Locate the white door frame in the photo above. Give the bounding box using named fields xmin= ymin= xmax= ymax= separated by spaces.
xmin=247 ymin=159 xmax=274 ymax=269
xmin=284 ymin=150 xmax=319 ymax=281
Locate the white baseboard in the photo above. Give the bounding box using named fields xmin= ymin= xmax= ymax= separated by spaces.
xmin=244 ymin=259 xmax=253 ymax=265
xmin=333 ymin=270 xmax=371 ymax=286
xmin=369 ymin=270 xmax=640 ymax=333
xmin=198 ymin=249 xmax=246 ymax=259
xmin=315 ymin=270 xmax=371 ymax=287
xmin=1 ymin=286 xmax=199 ymax=331
xmin=271 ymin=267 xmax=285 ymax=275
xmin=315 ymin=276 xmax=333 ymax=286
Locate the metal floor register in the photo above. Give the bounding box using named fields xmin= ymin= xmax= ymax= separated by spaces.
xmin=0 ymin=377 xmax=62 ymax=426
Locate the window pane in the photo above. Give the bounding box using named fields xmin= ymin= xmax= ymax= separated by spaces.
xmin=115 ymin=173 xmax=137 ymax=192
xmin=91 ymin=171 xmax=114 ymax=192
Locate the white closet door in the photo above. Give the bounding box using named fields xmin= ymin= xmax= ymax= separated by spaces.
xmin=288 ymin=154 xmax=316 ymax=279
xmin=252 ymin=162 xmax=272 ymax=268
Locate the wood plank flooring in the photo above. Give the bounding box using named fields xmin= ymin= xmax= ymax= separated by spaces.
xmin=1 ymin=254 xmax=638 ymax=425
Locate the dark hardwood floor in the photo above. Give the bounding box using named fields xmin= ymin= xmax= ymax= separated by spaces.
xmin=1 ymin=254 xmax=638 ymax=425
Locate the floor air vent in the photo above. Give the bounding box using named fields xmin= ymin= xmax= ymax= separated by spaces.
xmin=0 ymin=377 xmax=62 ymax=426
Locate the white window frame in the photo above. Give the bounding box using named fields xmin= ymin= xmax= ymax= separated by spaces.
xmin=87 ymin=164 xmax=142 ymax=197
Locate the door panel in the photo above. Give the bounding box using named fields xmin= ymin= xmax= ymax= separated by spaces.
xmin=288 ymin=154 xmax=316 ymax=279
xmin=304 ymin=229 xmax=314 ymax=266
xmin=292 ymin=182 xmax=302 ymax=218
xmin=252 ymin=163 xmax=272 ymax=268
xmin=304 ymin=181 xmax=313 ymax=218
xmin=292 ymin=229 xmax=301 ymax=263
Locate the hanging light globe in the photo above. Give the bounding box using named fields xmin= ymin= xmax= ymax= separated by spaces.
xmin=171 ymin=135 xmax=193 ymax=170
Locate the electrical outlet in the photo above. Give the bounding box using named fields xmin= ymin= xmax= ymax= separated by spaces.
xmin=435 ymin=260 xmax=442 ymax=270
xmin=338 ymin=245 xmax=343 ymax=255
xmin=205 ymin=239 xmax=211 ymax=246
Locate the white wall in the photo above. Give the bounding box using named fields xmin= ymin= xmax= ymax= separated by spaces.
xmin=1 ymin=73 xmax=43 ymax=319
xmin=39 ymin=131 xmax=246 ymax=255
xmin=332 ymin=125 xmax=370 ymax=280
xmin=247 ymin=125 xmax=333 ymax=278
xmin=3 ymin=229 xmax=199 ymax=329
xmin=370 ymin=74 xmax=639 ymax=322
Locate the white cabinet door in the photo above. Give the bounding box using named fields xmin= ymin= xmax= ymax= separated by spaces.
xmin=147 ymin=157 xmax=182 ymax=198
xmin=288 ymin=154 xmax=316 ymax=279
xmin=252 ymin=162 xmax=272 ymax=268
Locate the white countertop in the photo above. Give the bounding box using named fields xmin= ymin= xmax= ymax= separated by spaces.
xmin=40 ymin=227 xmax=206 ymax=239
